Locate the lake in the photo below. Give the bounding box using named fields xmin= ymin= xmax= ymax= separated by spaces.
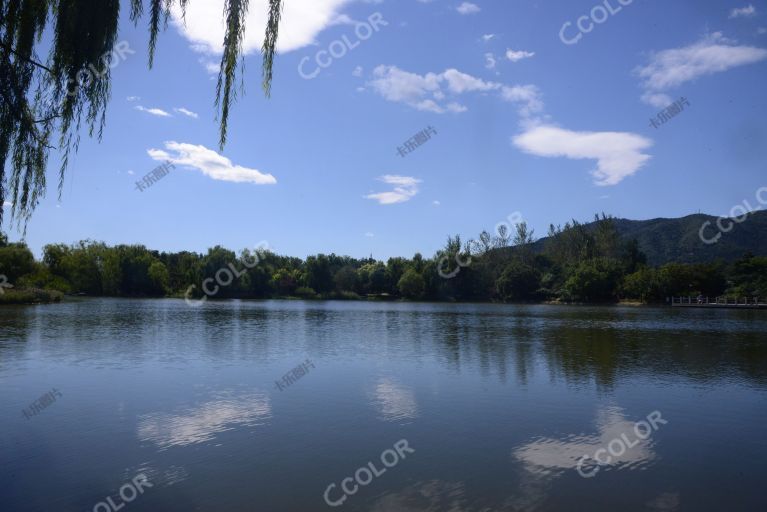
xmin=1 ymin=299 xmax=766 ymax=511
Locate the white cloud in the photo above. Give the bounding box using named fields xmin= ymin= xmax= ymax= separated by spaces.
xmin=640 ymin=92 xmax=673 ymax=109
xmin=127 ymin=170 xmax=135 ymax=175
xmin=174 ymin=107 xmax=199 ymax=119
xmin=432 ymin=200 xmax=441 ymax=206
xmin=442 ymin=68 xmax=499 ymax=93
xmin=135 ymin=106 xmax=172 ymax=117
xmin=501 ymin=85 xmax=544 ymax=117
xmin=368 ymin=65 xmax=444 ymax=110
xmin=484 ymin=52 xmax=496 ymax=69
xmin=456 ymin=2 xmax=480 ymax=15
xmin=147 ymin=142 xmax=277 ymax=185
xmin=126 ymin=96 xmax=140 ymax=102
xmin=365 ymin=175 xmax=421 ymax=205
xmin=482 ymin=33 xmax=495 ymax=42
xmin=352 ymin=65 xmax=363 ymax=77
xmin=635 ymin=32 xmax=767 ymax=105
xmin=729 ymin=4 xmax=756 ymax=18
xmin=758 ymin=27 xmax=767 ymax=35
xmin=199 ymin=58 xmax=220 ymax=75
xmin=512 ymin=125 xmax=653 ymax=186
xmin=364 ymin=232 xmax=375 ymax=237
xmin=170 ymin=0 xmax=352 ymax=56
xmin=369 ymin=65 xmax=532 ymax=114
xmin=446 ymin=102 xmax=468 ymax=113
xmin=506 ymin=49 xmax=535 ymax=62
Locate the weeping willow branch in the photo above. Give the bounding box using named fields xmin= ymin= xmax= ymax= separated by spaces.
xmin=0 ymin=0 xmax=284 ymax=229
xmin=262 ymin=0 xmax=283 ymax=97
xmin=0 ymin=41 xmax=53 ymax=73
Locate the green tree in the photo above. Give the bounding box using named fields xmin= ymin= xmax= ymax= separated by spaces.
xmin=334 ymin=265 xmax=358 ymax=292
xmin=148 ymin=261 xmax=169 ymax=295
xmin=728 ymin=255 xmax=767 ymax=297
xmin=398 ymin=269 xmax=425 ymax=299
xmin=0 ymin=241 xmax=35 ymax=281
xmin=622 ymin=267 xmax=661 ymax=302
xmin=305 ymin=255 xmax=334 ymax=294
xmin=563 ymin=259 xmax=621 ymax=302
xmin=271 ymin=268 xmax=299 ymax=296
xmin=386 ymin=257 xmax=408 ymax=293
xmin=496 ymin=261 xmax=540 ymax=301
xmin=368 ymin=264 xmax=389 ymax=294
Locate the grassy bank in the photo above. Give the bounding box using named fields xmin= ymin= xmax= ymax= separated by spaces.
xmin=0 ymin=288 xmax=64 ymax=305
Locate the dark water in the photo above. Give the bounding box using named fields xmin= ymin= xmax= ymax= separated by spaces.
xmin=1 ymin=299 xmax=766 ymax=511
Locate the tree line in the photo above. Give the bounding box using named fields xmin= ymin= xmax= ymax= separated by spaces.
xmin=1 ymin=215 xmax=765 ymax=303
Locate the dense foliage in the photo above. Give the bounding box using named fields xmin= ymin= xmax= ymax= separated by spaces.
xmin=2 ymin=214 xmax=765 ymax=303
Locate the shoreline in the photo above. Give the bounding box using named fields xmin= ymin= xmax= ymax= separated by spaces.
xmin=3 ymin=294 xmax=669 ymax=308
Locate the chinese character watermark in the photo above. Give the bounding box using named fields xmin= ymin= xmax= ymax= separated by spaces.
xmin=397 ymin=126 xmax=437 ymax=157
xmin=649 ymin=97 xmax=690 ymax=129
xmin=135 ymin=161 xmax=174 ymax=192
xmin=22 ymin=388 xmax=62 ymax=420
xmin=275 ymin=359 xmax=315 ymax=391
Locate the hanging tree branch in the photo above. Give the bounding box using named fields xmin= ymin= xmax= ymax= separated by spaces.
xmin=0 ymin=0 xmax=285 ymax=228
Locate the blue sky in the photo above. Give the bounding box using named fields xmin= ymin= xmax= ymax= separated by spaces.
xmin=5 ymin=0 xmax=767 ymax=259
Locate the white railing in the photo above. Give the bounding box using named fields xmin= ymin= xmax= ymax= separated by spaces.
xmin=672 ymin=296 xmax=762 ymax=306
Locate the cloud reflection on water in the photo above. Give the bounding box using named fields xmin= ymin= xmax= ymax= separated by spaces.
xmin=513 ymin=406 xmax=656 ymax=476
xmin=371 ymin=377 xmax=419 ymax=423
xmin=137 ymin=392 xmax=272 ymax=449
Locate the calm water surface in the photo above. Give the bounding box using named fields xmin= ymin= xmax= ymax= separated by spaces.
xmin=1 ymin=299 xmax=766 ymax=511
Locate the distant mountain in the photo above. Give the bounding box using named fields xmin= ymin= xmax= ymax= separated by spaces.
xmin=530 ymin=211 xmax=767 ymax=266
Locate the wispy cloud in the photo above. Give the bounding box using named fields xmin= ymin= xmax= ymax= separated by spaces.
xmin=456 ymin=2 xmax=480 ymax=15
xmin=368 ymin=65 xmax=539 ymax=115
xmin=501 ymin=85 xmax=544 ymax=117
xmin=484 ymin=53 xmax=497 ymax=69
xmin=365 ymin=175 xmax=421 ymax=205
xmin=506 ymin=49 xmax=535 ymax=62
xmin=729 ymin=4 xmax=756 ymax=18
xmin=147 ymin=142 xmax=276 ymax=185
xmin=135 ymin=106 xmax=172 ymax=117
xmin=482 ymin=33 xmax=495 ymax=42
xmin=126 ymin=96 xmax=140 ymax=102
xmin=512 ymin=125 xmax=653 ymax=186
xmin=174 ymin=107 xmax=199 ymax=119
xmin=635 ymin=32 xmax=767 ymax=105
